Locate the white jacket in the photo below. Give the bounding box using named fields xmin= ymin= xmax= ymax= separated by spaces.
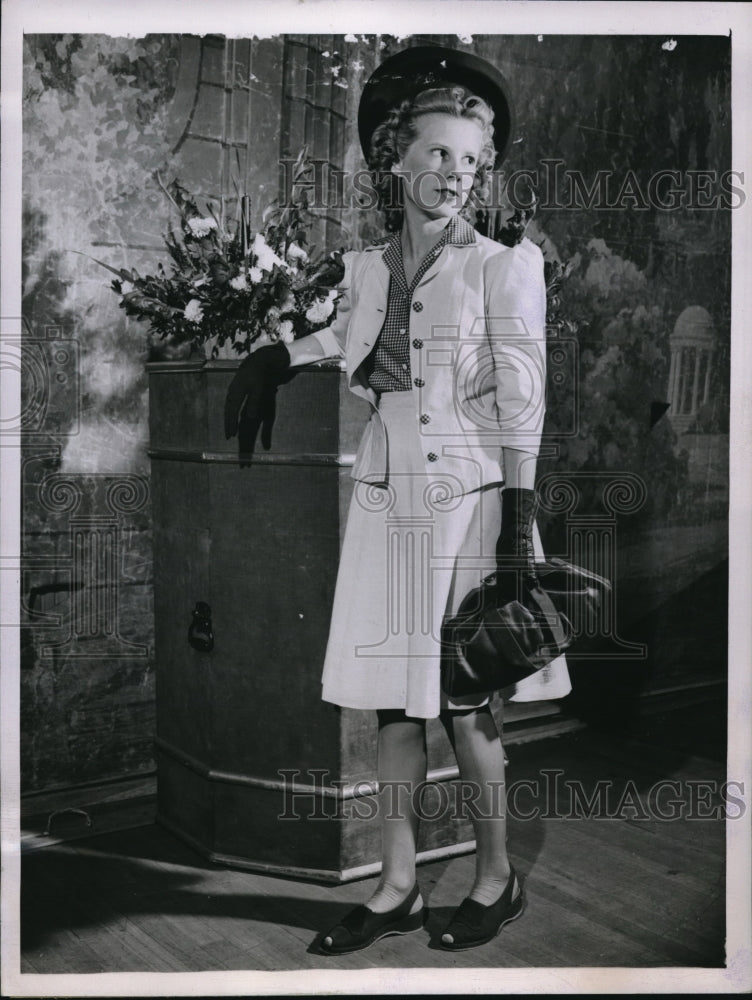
xmin=301 ymin=220 xmax=547 ymax=497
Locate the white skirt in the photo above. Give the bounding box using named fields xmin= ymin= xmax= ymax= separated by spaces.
xmin=320 ymin=390 xmax=570 ymax=719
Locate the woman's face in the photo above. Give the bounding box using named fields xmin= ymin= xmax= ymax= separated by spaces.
xmin=391 ymin=113 xmax=484 ymax=220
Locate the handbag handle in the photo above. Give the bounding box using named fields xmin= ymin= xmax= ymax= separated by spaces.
xmin=527 ymin=584 xmax=569 ymax=650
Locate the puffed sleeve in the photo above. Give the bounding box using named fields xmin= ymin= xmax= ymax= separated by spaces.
xmin=309 ymin=249 xmax=357 ymax=360
xmin=483 ymin=238 xmax=547 ymax=456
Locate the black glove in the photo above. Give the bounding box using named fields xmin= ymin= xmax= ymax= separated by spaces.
xmin=495 ymin=487 xmax=540 ymax=605
xmin=223 ymin=341 xmax=294 ymax=467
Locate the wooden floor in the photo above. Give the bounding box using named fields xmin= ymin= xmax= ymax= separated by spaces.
xmin=19 ymin=698 xmax=727 ymax=973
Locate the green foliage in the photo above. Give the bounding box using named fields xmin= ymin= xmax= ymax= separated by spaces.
xmin=90 ymin=146 xmax=346 ymax=356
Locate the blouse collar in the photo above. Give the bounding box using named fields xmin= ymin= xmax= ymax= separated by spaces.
xmin=381 ymin=215 xmax=477 ymax=290
xmin=383 ymin=214 xmax=477 ymax=252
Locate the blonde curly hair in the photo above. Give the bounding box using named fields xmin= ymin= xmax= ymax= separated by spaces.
xmin=367 ymin=85 xmax=497 ymax=232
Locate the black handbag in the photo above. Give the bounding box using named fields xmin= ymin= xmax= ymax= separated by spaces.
xmin=440 ymin=558 xmax=611 ymax=697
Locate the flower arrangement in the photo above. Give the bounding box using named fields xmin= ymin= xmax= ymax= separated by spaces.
xmin=86 ymin=147 xmax=346 ymax=358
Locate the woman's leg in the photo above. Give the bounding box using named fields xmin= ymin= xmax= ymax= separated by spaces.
xmin=319 ymin=706 xmax=427 ymax=952
xmin=363 ymin=708 xmax=427 ymax=914
xmin=440 ymin=705 xmax=520 ymax=907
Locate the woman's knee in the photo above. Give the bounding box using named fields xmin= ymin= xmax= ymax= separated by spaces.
xmin=377 ymin=709 xmax=426 ymax=750
xmin=440 ymin=704 xmax=495 ymax=743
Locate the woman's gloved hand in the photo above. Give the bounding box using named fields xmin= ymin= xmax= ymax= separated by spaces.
xmin=223 ymin=341 xmax=295 ymax=467
xmin=495 ymin=487 xmax=540 ymax=605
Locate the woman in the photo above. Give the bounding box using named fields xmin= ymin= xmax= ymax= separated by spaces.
xmin=225 ymin=45 xmax=570 ymax=953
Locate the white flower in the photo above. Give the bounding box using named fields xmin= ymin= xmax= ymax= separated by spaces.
xmin=253 ymin=232 xmax=269 ymax=254
xmin=662 ymin=38 xmax=677 ymax=52
xmin=184 ymin=299 xmax=204 ymax=324
xmin=248 ymin=266 xmax=263 ymax=284
xmin=187 ymin=216 xmax=218 ymax=238
xmin=229 ymin=274 xmax=248 ymax=291
xmin=305 ymin=296 xmax=335 ymax=324
xmin=344 ymin=33 xmax=358 ymax=42
xmin=279 ymin=320 xmax=295 ymax=343
xmin=252 ymin=232 xmax=288 ymax=272
xmin=457 ymin=33 xmax=473 ymax=44
xmin=120 ymin=280 xmax=134 ymax=295
xmin=286 ymin=242 xmax=308 ymax=264
xmin=265 ymin=306 xmax=281 ymax=329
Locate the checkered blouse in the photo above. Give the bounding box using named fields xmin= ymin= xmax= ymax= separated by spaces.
xmin=366 ymin=215 xmax=476 ymax=393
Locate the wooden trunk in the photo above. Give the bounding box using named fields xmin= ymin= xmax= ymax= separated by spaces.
xmin=147 ymin=358 xmax=497 ymax=882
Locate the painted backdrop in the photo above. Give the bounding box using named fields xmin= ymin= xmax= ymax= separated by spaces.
xmin=21 ymin=33 xmax=730 ymax=795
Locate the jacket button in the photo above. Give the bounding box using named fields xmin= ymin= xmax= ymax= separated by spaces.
xmin=413 ymin=378 xmax=425 ymax=388
xmin=412 ymin=338 xmax=423 ymax=349
xmin=427 ymin=452 xmax=438 ymax=462
xmin=412 ymin=301 xmax=423 ymax=312
xmin=420 ymin=413 xmax=431 ymax=424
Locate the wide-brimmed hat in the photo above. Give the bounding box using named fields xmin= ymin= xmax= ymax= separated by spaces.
xmin=358 ymin=45 xmax=514 ymax=167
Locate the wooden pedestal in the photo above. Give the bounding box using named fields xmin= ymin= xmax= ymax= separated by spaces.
xmin=147 ymin=358 xmax=497 ymax=882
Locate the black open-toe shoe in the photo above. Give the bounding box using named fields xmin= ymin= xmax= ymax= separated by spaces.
xmin=439 ymin=867 xmax=524 ymax=951
xmin=319 ymin=883 xmax=425 ymax=955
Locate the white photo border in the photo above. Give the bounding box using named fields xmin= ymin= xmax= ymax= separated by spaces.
xmin=2 ymin=1 xmax=750 ymax=995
